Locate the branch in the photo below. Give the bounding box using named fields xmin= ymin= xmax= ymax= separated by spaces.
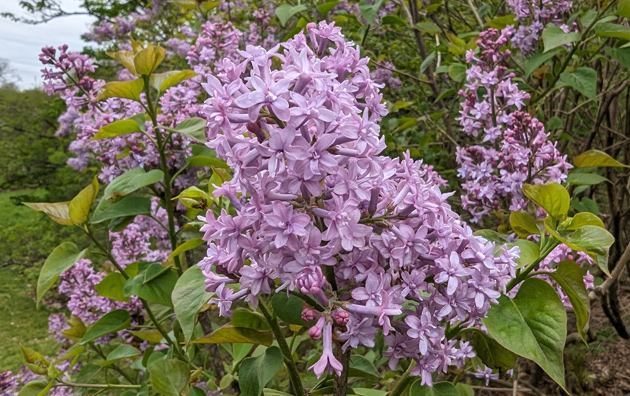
xmin=589 ymin=240 xmax=630 ymax=300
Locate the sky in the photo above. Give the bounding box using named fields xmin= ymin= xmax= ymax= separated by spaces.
xmin=0 ymin=0 xmax=95 ymax=89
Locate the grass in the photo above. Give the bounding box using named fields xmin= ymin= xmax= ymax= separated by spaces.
xmin=0 ymin=190 xmax=60 ymax=372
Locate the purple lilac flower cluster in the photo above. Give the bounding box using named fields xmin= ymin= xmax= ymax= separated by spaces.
xmin=0 ymin=371 xmax=18 ymax=396
xmin=39 ymin=45 xmax=96 ymax=98
xmin=5 ymin=362 xmax=76 ymax=396
xmin=197 ymin=21 xmax=518 ymax=385
xmin=82 ymin=0 xmax=169 ymax=44
xmin=507 ymin=0 xmax=573 ymax=55
xmin=47 ymin=259 xmax=143 ymax=344
xmin=455 ymin=27 xmax=571 ymax=222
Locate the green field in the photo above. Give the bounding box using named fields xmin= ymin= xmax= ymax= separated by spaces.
xmin=0 ymin=190 xmax=60 ymax=371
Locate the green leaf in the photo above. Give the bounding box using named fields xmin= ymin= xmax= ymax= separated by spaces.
xmin=410 ymin=381 xmax=459 ymax=396
xmin=172 ymin=265 xmax=214 ymax=341
xmin=18 ymin=380 xmax=53 ymax=396
xmin=562 ymin=225 xmax=614 ymax=275
xmin=231 ymin=308 xmax=270 ymax=331
xmin=193 ymin=324 xmax=273 ymax=346
xmin=605 ymin=46 xmax=630 ymax=68
xmin=381 ymin=15 xmax=406 ymax=26
xmin=129 ymin=329 xmax=165 ymax=343
xmin=617 ymin=0 xmax=630 ymax=18
xmin=571 ymin=197 xmax=599 ymax=214
xmin=271 ymin=293 xmax=311 ymax=326
xmin=124 ymin=263 xmax=178 ymax=307
xmin=483 ymin=278 xmax=567 ymax=389
xmin=21 ymin=345 xmax=49 ymax=374
xmin=487 ymin=14 xmax=515 ymax=29
xmin=23 ymin=201 xmax=73 ymax=225
xmin=551 ymin=260 xmax=591 ymax=343
xmin=559 ymin=67 xmax=597 ymax=99
xmin=90 ymin=196 xmax=152 ymax=224
xmin=317 ymin=1 xmax=340 ymax=17
xmin=566 ymin=172 xmax=609 ymax=186
xmin=106 ymin=344 xmax=139 ymax=362
xmin=263 ymin=390 xmax=294 ymax=396
xmin=358 ymin=0 xmax=384 ymax=24
xmin=455 ymin=383 xmax=474 ymax=396
xmin=447 ymin=63 xmax=467 ymax=82
xmin=174 ymin=117 xmax=207 ymax=143
xmin=97 ymin=79 xmax=145 ymax=102
xmin=69 ymin=176 xmax=99 ymax=224
xmin=512 ymin=240 xmax=540 ymax=268
xmin=81 ymin=309 xmax=131 ymax=344
xmin=473 ymin=229 xmax=509 ymax=244
xmin=275 ymin=4 xmax=307 ymax=26
xmin=420 ymin=52 xmax=436 ymax=74
xmin=96 ymin=272 xmax=129 ymax=302
xmin=564 ymin=212 xmax=605 ymax=230
xmin=594 ymin=23 xmax=630 ymax=41
xmin=134 ymin=44 xmax=166 ymax=76
xmin=239 ymin=346 xmax=283 ymax=396
xmin=414 ymin=21 xmax=440 ymax=34
xmin=523 ymin=183 xmax=570 ymax=220
xmin=168 ymin=238 xmax=204 ymax=260
xmin=103 ymin=168 xmax=164 ymax=200
xmin=150 ymin=359 xmax=190 ymax=396
xmin=348 ymin=355 xmax=380 ymax=378
xmin=37 ymin=242 xmax=87 ymax=306
xmin=469 ymin=329 xmax=516 ymax=371
xmin=574 ymin=149 xmax=629 ymax=168
xmin=93 ymin=116 xmax=145 ymax=140
xmin=60 ymin=316 xmax=87 ymax=341
xmin=150 ymin=70 xmax=197 ymax=93
xmin=354 ymin=389 xmax=388 ymax=396
xmin=509 ymin=210 xmax=540 ymax=238
xmin=542 ymin=25 xmax=580 ymax=52
xmin=526 ymin=49 xmax=560 ymax=78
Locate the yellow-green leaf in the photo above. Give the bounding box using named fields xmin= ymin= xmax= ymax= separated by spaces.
xmin=97 ymin=79 xmax=145 ymax=102
xmin=23 ymin=201 xmax=73 ymax=225
xmin=69 ymin=176 xmax=99 ymax=224
xmin=93 ymin=115 xmax=145 ymax=140
xmin=106 ymin=50 xmax=137 ymax=75
xmin=574 ymin=149 xmax=629 ymax=168
xmin=168 ymin=238 xmax=204 ymax=260
xmin=134 ymin=44 xmax=166 ymax=76
xmin=523 ymin=183 xmax=570 ymax=220
xmin=509 ymin=210 xmax=539 ymax=238
xmin=150 ymin=70 xmax=197 ymax=93
xmin=194 ymin=324 xmax=273 ymax=346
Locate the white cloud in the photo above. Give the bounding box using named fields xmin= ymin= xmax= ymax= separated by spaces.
xmin=0 ymin=0 xmax=95 ymax=89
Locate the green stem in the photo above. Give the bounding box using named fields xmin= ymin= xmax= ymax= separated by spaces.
xmin=89 ymin=344 xmax=135 ymax=384
xmin=389 ymin=360 xmax=417 ymax=396
xmin=83 ymin=226 xmax=186 ymax=361
xmin=143 ymin=77 xmax=184 ymax=276
xmin=57 ymin=380 xmax=140 ymax=389
xmin=506 ymin=239 xmax=560 ymax=292
xmin=258 ymin=300 xmax=306 ymax=396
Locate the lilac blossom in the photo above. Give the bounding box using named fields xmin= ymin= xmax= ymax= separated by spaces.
xmin=198 ymin=22 xmax=518 ymax=382
xmin=456 ymin=28 xmax=571 ymax=223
